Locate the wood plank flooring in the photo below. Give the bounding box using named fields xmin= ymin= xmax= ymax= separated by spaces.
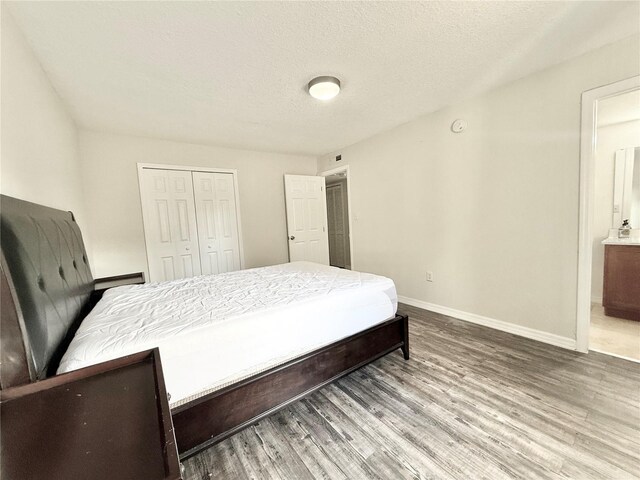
xmin=184 ymin=304 xmax=640 ymax=479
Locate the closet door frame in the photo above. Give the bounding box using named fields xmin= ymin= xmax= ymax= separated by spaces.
xmin=137 ymin=163 xmax=246 ymax=276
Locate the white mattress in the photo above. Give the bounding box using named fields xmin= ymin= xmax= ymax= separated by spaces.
xmin=58 ymin=261 xmax=397 ymax=407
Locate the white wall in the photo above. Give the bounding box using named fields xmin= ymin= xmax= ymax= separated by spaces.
xmin=591 ymin=121 xmax=640 ymax=302
xmin=1 ymin=8 xmax=86 ymax=229
xmin=318 ymin=35 xmax=640 ymax=340
xmin=78 ymin=131 xmax=316 ymax=278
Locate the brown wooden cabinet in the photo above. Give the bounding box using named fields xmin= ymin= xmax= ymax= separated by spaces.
xmin=603 ymin=245 xmax=640 ymax=321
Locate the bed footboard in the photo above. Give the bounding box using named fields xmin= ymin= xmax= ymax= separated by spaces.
xmin=172 ymin=313 xmax=409 ymax=459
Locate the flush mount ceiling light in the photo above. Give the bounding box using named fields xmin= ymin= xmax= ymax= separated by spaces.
xmin=308 ymin=76 xmax=341 ymax=101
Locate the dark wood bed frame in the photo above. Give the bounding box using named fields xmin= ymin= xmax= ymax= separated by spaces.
xmin=0 ymin=194 xmax=409 ymax=459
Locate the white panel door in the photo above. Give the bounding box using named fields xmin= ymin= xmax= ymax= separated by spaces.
xmin=284 ymin=175 xmax=330 ymax=264
xmin=139 ymin=168 xmax=202 ymax=282
xmin=192 ymin=172 xmax=241 ymax=274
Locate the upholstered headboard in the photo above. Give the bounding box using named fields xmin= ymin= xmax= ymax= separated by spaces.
xmin=0 ymin=195 xmax=94 ymax=387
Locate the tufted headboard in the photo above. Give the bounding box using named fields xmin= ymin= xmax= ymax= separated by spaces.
xmin=0 ymin=195 xmax=94 ymax=387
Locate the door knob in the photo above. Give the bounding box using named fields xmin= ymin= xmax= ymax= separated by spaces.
xmin=185 ymin=247 xmax=190 ymax=251
xmin=289 ymin=235 xmax=295 ymax=240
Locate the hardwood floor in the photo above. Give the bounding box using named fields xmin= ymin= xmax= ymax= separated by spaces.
xmin=184 ymin=303 xmax=640 ymax=479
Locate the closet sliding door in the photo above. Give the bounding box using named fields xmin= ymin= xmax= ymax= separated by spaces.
xmin=193 ymin=172 xmax=242 ymax=275
xmin=139 ymin=166 xmax=243 ymax=282
xmin=139 ymin=168 xmax=202 ymax=282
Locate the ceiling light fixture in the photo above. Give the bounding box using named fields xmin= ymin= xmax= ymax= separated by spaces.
xmin=308 ymin=76 xmax=341 ymax=101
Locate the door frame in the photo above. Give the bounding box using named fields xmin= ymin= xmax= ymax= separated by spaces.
xmin=318 ymin=165 xmax=355 ymax=270
xmin=137 ymin=163 xmax=246 ymax=274
xmin=576 ymin=76 xmax=640 ymax=353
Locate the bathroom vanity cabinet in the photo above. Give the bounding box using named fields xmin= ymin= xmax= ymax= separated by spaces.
xmin=603 ymin=244 xmax=640 ymax=321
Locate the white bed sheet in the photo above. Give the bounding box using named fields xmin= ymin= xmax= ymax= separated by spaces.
xmin=58 ymin=262 xmax=397 ymax=407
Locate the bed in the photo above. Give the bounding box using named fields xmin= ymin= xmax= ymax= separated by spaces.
xmin=0 ymin=194 xmax=409 ymax=459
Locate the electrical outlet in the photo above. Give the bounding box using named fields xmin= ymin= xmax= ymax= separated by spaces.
xmin=426 ymin=271 xmax=434 ymax=282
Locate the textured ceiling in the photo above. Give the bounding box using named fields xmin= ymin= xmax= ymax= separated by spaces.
xmin=6 ymin=1 xmax=640 ymax=156
xmin=597 ymin=89 xmax=640 ymax=128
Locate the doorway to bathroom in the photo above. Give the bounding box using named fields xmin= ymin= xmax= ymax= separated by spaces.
xmin=578 ymin=76 xmax=640 ymax=361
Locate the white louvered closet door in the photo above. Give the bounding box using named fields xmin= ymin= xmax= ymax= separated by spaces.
xmin=139 ymin=169 xmax=202 ymax=282
xmin=192 ymin=172 xmax=242 ymax=274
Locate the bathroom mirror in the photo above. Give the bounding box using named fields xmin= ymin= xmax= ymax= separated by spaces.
xmin=612 ymin=146 xmax=640 ymax=229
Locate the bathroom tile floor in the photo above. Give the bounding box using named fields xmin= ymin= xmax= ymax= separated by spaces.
xmin=590 ymin=303 xmax=640 ymax=361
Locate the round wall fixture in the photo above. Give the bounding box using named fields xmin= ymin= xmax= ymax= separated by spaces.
xmin=308 ymin=76 xmax=341 ymax=101
xmin=451 ymin=119 xmax=467 ymax=133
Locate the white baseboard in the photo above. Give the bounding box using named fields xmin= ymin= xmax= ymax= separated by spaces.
xmin=590 ymin=348 xmax=640 ymax=364
xmin=591 ymin=295 xmax=602 ymax=305
xmin=397 ymin=295 xmax=577 ymax=350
